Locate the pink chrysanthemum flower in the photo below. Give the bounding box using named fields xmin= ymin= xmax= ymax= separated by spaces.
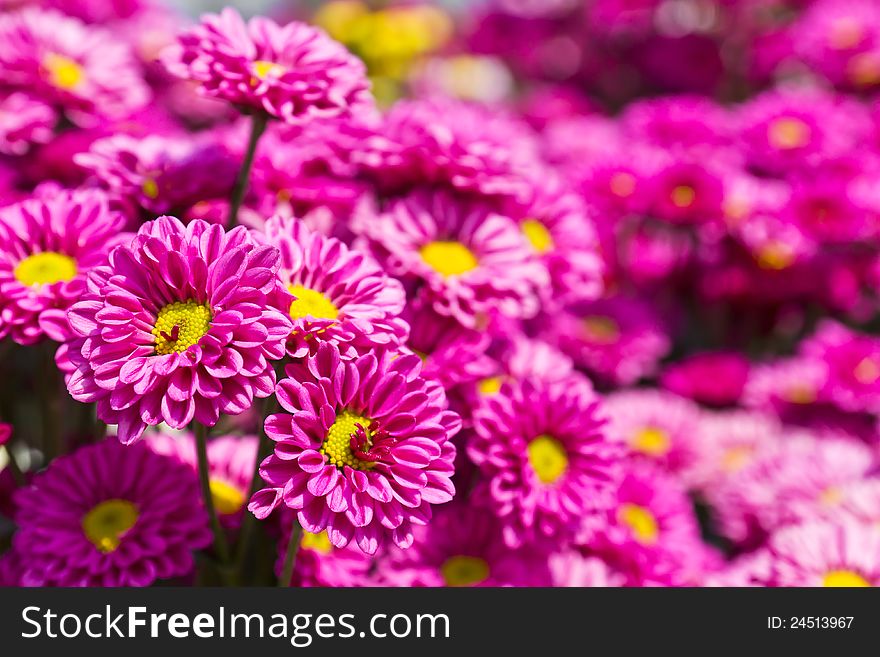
xmin=275 ymin=514 xmax=372 ymax=587
xmin=162 ymin=8 xmax=372 ymax=125
xmin=549 ymin=552 xmax=626 ymax=587
xmin=687 ymin=409 xmax=782 ymax=493
xmin=64 ymin=216 xmax=293 ymax=445
xmin=545 ymin=294 xmax=671 ymax=385
xmin=0 ymin=7 xmax=149 ymax=125
xmin=249 ymin=342 xmax=460 ymax=555
xmin=360 ymin=97 xmax=540 ymax=201
xmin=354 ymin=188 xmax=548 ymax=328
xmin=261 ymin=215 xmax=408 ymax=358
xmin=791 ymin=478 xmax=880 ymax=526
xmin=375 ymin=505 xmax=550 ymax=587
xmin=586 ymin=463 xmax=711 ymax=586
xmin=468 ymin=375 xmax=620 ymax=549
xmin=602 ymin=389 xmax=702 ymax=479
xmin=660 ymin=351 xmax=750 ymax=407
xmin=619 ymin=94 xmax=733 ymax=154
xmin=708 ymin=434 xmax=874 ymax=547
xmin=767 ymin=520 xmax=880 ymax=587
xmin=76 ymin=133 xmax=238 ymax=215
xmin=736 ymin=87 xmax=872 ymax=175
xmin=506 ymin=176 xmax=604 ymax=307
xmin=801 ymin=320 xmax=880 ymax=413
xmin=0 ymin=92 xmax=55 ymax=155
xmin=12 ymin=441 xmax=211 ymax=587
xmin=147 ymin=433 xmax=258 ymax=527
xmin=743 ymin=355 xmax=829 ymax=413
xmin=0 ymin=189 xmax=128 ymax=345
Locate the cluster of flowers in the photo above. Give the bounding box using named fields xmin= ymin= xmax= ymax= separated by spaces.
xmin=0 ymin=0 xmax=879 ymax=588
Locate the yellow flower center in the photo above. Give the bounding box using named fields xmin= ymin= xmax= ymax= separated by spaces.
xmin=756 ymin=242 xmax=795 ymax=270
xmin=477 ymin=376 xmax=503 ymax=396
xmin=420 ymin=241 xmax=478 ymax=277
xmin=152 ymin=300 xmax=212 ymax=356
xmin=301 ymin=530 xmax=334 ymax=554
xmin=209 ymin=479 xmax=245 ymax=516
xmin=848 ymin=52 xmax=880 ymax=87
xmin=253 ymin=59 xmax=285 ymax=79
xmin=819 ymin=486 xmax=844 ymax=507
xmin=43 ymin=53 xmax=84 ymax=90
xmin=722 ymin=445 xmax=753 ymax=472
xmin=14 ymin=252 xmax=77 ymax=286
xmin=81 ymin=499 xmax=139 ymax=553
xmin=854 ymin=357 xmax=880 ymax=385
xmin=527 ymin=435 xmax=568 ymax=484
xmin=768 ymin=117 xmax=811 ymax=150
xmin=823 ymin=570 xmax=871 ymax=587
xmin=288 ymin=284 xmax=340 ymax=321
xmin=631 ymin=427 xmax=671 ymax=457
xmin=441 ymin=555 xmax=489 ymax=587
xmin=142 ymin=178 xmax=159 ymax=199
xmin=583 ymin=315 xmax=620 ymax=344
xmin=522 ymin=219 xmax=554 ymax=254
xmin=785 ymin=384 xmax=816 ymax=405
xmin=609 ymin=172 xmax=636 ymax=198
xmin=618 ymin=503 xmax=659 ymax=545
xmin=670 ymin=185 xmax=696 ymax=208
xmin=322 ymin=410 xmax=376 ymax=471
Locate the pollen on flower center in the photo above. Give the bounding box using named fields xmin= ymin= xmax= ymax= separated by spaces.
xmin=478 ymin=376 xmax=504 ymax=396
xmin=288 ymin=284 xmax=340 ymax=321
xmin=14 ymin=252 xmax=77 ymax=286
xmin=768 ymin=117 xmax=811 ymax=150
xmin=722 ymin=445 xmax=753 ymax=472
xmin=253 ymin=59 xmax=285 ymax=79
xmin=785 ymin=384 xmax=817 ymax=405
xmin=527 ymin=435 xmax=568 ymax=484
xmin=631 ymin=427 xmax=671 ymax=457
xmin=142 ymin=178 xmax=159 ymax=199
xmin=42 ymin=52 xmax=84 ymax=90
xmin=301 ymin=530 xmax=334 ymax=554
xmin=618 ymin=503 xmax=659 ymax=545
xmin=823 ymin=570 xmax=871 ymax=587
xmin=441 ymin=555 xmax=489 ymax=587
xmin=209 ymin=479 xmax=245 ymax=515
xmin=152 ymin=300 xmax=212 ymax=356
xmin=583 ymin=315 xmax=620 ymax=344
xmin=82 ymin=499 xmax=139 ymax=553
xmin=671 ymin=185 xmax=696 ymax=208
xmin=854 ymin=357 xmax=880 ymax=385
xmin=522 ymin=219 xmax=554 ymax=254
xmin=420 ymin=240 xmax=478 ymax=277
xmin=322 ymin=410 xmax=377 ymax=471
xmin=609 ymin=172 xmax=636 ymax=198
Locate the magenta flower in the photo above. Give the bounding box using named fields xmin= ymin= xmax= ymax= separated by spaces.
xmin=545 ymin=294 xmax=671 ymax=385
xmin=767 ymin=520 xmax=880 ymax=587
xmin=162 ymin=8 xmax=372 ymax=125
xmin=660 ymin=351 xmax=750 ymax=406
xmin=467 ymin=375 xmax=621 ymax=549
xmin=376 ymin=504 xmax=551 ymax=587
xmin=12 ymin=440 xmax=211 ymax=587
xmin=360 ymin=97 xmax=540 ymax=201
xmin=0 ymin=189 xmax=129 ymax=345
xmin=585 ymin=463 xmax=709 ymax=586
xmin=0 ymin=7 xmax=149 ymax=125
xmin=261 ymin=215 xmax=408 ymax=358
xmin=147 ymin=432 xmax=258 ymax=527
xmin=64 ymin=216 xmax=293 ymax=444
xmin=249 ymin=342 xmax=460 ymax=555
xmin=0 ymin=92 xmax=55 ymax=155
xmin=549 ymin=552 xmax=626 ymax=587
xmin=354 ymin=188 xmax=548 ymax=327
xmin=76 ymin=133 xmax=238 ymax=214
xmin=619 ymin=94 xmax=733 ymax=153
xmin=603 ymin=389 xmax=702 ymax=479
xmin=646 ymin=158 xmax=725 ymax=225
xmin=275 ymin=514 xmax=372 ymax=587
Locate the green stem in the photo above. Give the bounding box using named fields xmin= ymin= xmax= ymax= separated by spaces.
xmin=233 ymin=394 xmax=276 ymax=584
xmin=279 ymin=519 xmax=303 ymax=588
xmin=227 ymin=112 xmax=269 ymax=230
xmin=195 ymin=423 xmax=230 ymax=565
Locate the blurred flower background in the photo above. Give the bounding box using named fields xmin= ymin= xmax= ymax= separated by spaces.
xmin=1 ymin=0 xmax=880 ymax=588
